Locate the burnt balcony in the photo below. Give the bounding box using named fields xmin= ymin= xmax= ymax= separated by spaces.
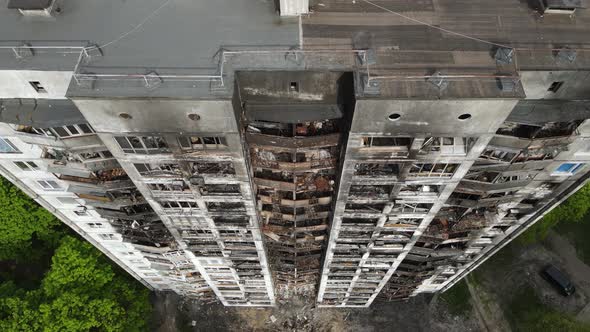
xmin=247 ymin=119 xmax=340 ymax=138
xmin=135 ymin=163 xmax=183 ymax=178
xmin=348 ymin=185 xmax=393 ymax=201
xmin=190 ymin=161 xmax=236 ymax=179
xmin=147 ymin=181 xmax=194 ymax=199
xmin=251 ymin=147 xmax=338 ymax=172
xmin=13 ymin=124 xmax=102 ymax=148
xmin=43 ymin=148 xmax=119 ymax=176
xmin=390 ymin=203 xmax=433 ymax=217
xmin=418 ymin=137 xmax=476 ymax=157
xmin=397 ymin=185 xmax=441 ymax=201
xmin=110 ymin=218 xmax=174 ymax=248
xmin=82 ymin=189 xmax=146 ymax=209
xmin=94 ymin=204 xmax=159 ymax=222
xmin=407 ymin=163 xmax=459 ymax=179
xmin=57 ymin=168 xmax=132 ymax=191
xmin=496 ymin=120 xmax=582 ymax=139
xmin=357 ymin=136 xmax=412 ymax=158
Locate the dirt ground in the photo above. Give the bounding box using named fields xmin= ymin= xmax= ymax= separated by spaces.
xmin=151 ymin=291 xmax=482 ymax=332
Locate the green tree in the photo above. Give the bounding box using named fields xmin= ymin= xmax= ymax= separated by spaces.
xmin=0 ymin=179 xmax=152 ymax=332
xmin=0 ymin=237 xmax=151 ymax=332
xmin=519 ymin=184 xmax=590 ymax=244
xmin=0 ymin=178 xmax=62 ymax=261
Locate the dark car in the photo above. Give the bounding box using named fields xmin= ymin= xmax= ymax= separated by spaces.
xmin=541 ymin=265 xmax=575 ymax=296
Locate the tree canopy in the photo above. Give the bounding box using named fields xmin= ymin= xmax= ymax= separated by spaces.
xmin=0 ymin=178 xmax=152 ymax=331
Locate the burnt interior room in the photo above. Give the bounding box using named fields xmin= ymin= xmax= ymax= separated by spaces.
xmin=235 ymin=71 xmax=355 ymax=295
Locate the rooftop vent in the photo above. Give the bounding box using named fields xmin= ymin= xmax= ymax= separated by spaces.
xmin=7 ymin=0 xmax=61 ymax=17
xmin=497 ymin=77 xmax=517 ymax=92
xmin=554 ymin=47 xmax=577 ymax=64
xmin=538 ymin=0 xmax=583 ymax=15
xmin=427 ymin=72 xmax=449 ymax=92
xmin=494 ymin=48 xmax=514 ymax=65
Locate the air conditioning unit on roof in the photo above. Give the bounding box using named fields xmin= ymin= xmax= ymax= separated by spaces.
xmin=7 ymin=0 xmax=61 ymax=17
xmin=538 ymin=0 xmax=583 ymax=15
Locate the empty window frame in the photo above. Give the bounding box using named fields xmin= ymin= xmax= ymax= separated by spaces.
xmin=548 ymin=81 xmax=564 ymax=93
xmin=361 ymin=136 xmax=412 ymax=148
xmin=75 ymin=150 xmax=113 ymax=161
xmin=354 ymin=163 xmax=401 ymax=176
xmin=29 ymin=81 xmax=46 ymax=93
xmin=114 ymin=136 xmax=170 ymax=154
xmin=13 ymin=161 xmax=39 ymax=171
xmin=392 ymin=203 xmax=433 ymax=213
xmin=200 ymin=184 xmax=241 ymax=196
xmin=147 ymin=182 xmax=187 ymax=192
xmin=554 ymin=162 xmax=585 ymax=175
xmin=191 ymin=161 xmax=235 ymax=175
xmin=98 ymin=233 xmax=116 ymax=241
xmin=87 ymin=222 xmax=104 ymax=229
xmin=33 ymin=124 xmax=95 ymax=138
xmin=178 ymin=136 xmax=227 ymax=150
xmin=0 ymin=138 xmax=20 ymax=153
xmin=158 ymin=200 xmax=199 ymax=210
xmin=421 ymin=137 xmax=468 ymax=155
xmin=134 ymin=163 xmax=182 ymax=177
xmin=37 ymin=180 xmax=62 ymax=191
xmin=408 ymin=163 xmax=458 ymax=178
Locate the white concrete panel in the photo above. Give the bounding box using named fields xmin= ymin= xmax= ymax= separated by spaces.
xmin=280 ymin=0 xmax=309 ymax=16
xmin=0 ymin=70 xmax=73 ymax=99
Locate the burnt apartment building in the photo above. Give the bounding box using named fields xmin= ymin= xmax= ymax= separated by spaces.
xmin=0 ymin=0 xmax=589 ymax=307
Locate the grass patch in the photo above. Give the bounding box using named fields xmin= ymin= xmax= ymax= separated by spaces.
xmin=440 ymin=280 xmax=472 ymax=316
xmin=555 ymin=210 xmax=590 ymax=265
xmin=503 ymin=285 xmax=590 ymax=332
xmin=519 ymin=184 xmax=590 ymax=245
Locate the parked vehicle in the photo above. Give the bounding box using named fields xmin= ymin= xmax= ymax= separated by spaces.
xmin=541 ymin=265 xmax=575 ymax=296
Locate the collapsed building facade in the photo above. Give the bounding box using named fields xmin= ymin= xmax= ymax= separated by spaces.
xmin=0 ymin=0 xmax=589 ymax=307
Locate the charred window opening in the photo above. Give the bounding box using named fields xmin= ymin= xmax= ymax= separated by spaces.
xmin=408 ymin=163 xmax=458 ymax=178
xmin=147 ymin=182 xmax=188 ymax=192
xmin=392 ymin=203 xmax=433 ymax=214
xmin=349 ymin=185 xmax=393 ymax=199
xmin=212 ymin=216 xmax=250 ymax=226
xmin=344 ymin=203 xmax=387 ymax=213
xmin=296 ymin=172 xmax=335 ymax=191
xmin=354 ymin=163 xmax=401 ymax=176
xmin=399 ymin=185 xmax=441 ymax=196
xmin=247 ymin=119 xmax=340 ymax=137
xmin=200 ymin=184 xmax=241 ymax=196
xmin=114 ymin=136 xmax=170 ymax=154
xmin=386 ymin=218 xmax=423 ymax=227
xmin=110 ymin=218 xmax=174 ymax=248
xmin=341 ymin=218 xmax=379 ymax=225
xmin=496 ymin=120 xmax=582 ymax=139
xmin=254 ymin=169 xmax=294 ymax=182
xmin=135 ymin=163 xmax=182 ymax=177
xmin=178 ymin=136 xmax=227 ymax=150
xmin=450 ymin=192 xmax=482 ymax=201
xmin=420 ymin=137 xmax=474 ymax=156
xmin=191 ymin=161 xmax=235 ymax=175
xmin=480 ymin=147 xmax=555 ymax=163
xmin=362 ymin=136 xmax=412 ymax=148
xmin=206 ymin=202 xmax=246 ymax=212
xmin=158 ymin=200 xmax=199 ymax=210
